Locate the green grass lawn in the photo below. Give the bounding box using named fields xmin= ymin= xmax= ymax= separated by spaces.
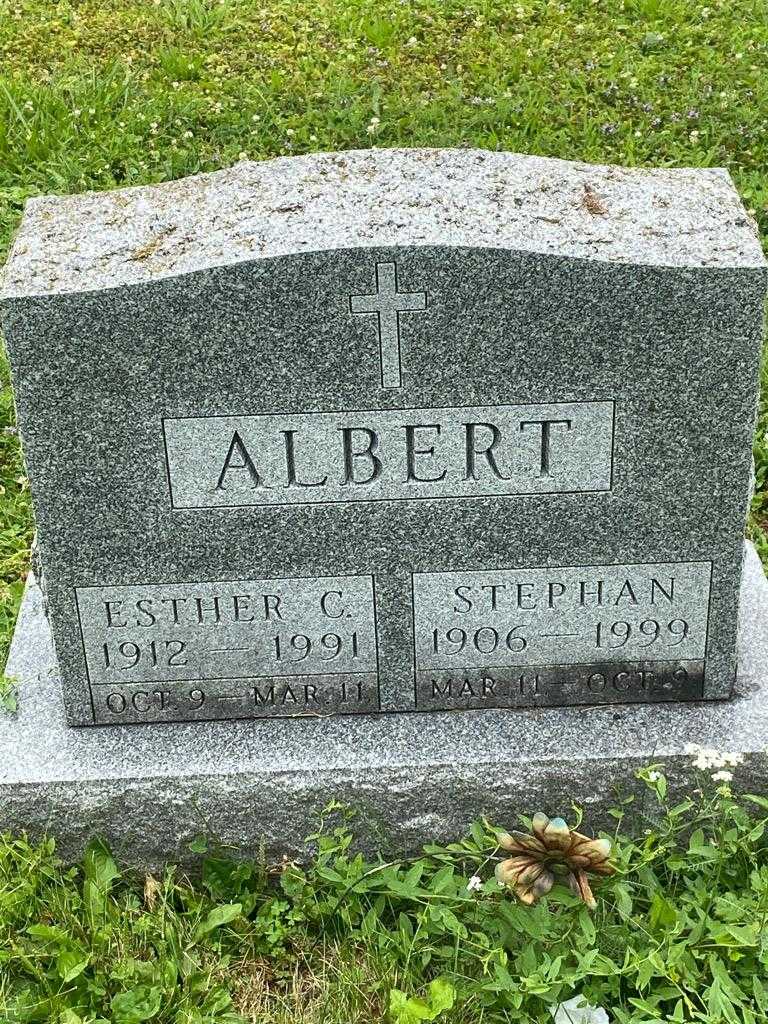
xmin=2 ymin=777 xmax=768 ymax=1024
xmin=1 ymin=2 xmax=768 ymax=1020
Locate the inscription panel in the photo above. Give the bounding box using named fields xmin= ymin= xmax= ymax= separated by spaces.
xmin=412 ymin=561 xmax=712 ymax=709
xmin=163 ymin=401 xmax=615 ymax=508
xmin=75 ymin=575 xmax=379 ymax=723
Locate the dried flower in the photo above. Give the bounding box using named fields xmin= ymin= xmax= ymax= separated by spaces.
xmin=495 ymin=813 xmax=614 ymax=910
xmin=143 ymin=873 xmax=161 ymax=910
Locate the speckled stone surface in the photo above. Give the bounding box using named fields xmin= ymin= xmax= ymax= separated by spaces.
xmin=2 ymin=150 xmax=764 ymax=298
xmin=1 ymin=542 xmax=767 ymax=868
xmin=0 ymin=149 xmax=766 ymax=725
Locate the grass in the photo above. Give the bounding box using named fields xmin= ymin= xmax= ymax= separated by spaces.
xmin=1 ymin=1 xmax=768 ymax=663
xmin=1 ymin=5 xmax=768 ymax=1017
xmin=1 ymin=771 xmax=768 ymax=1023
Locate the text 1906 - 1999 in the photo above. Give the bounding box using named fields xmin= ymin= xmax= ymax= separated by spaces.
xmin=412 ymin=560 xmax=711 ymax=708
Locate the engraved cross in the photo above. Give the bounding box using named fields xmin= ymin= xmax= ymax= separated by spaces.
xmin=349 ymin=262 xmax=427 ymax=389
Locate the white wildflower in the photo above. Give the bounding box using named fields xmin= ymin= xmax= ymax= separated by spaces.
xmin=687 ymin=744 xmax=734 ymax=771
xmin=721 ymin=752 xmax=744 ymax=767
xmin=712 ymin=770 xmax=733 ymax=783
xmin=552 ymin=996 xmax=609 ymax=1024
xmin=466 ymin=875 xmax=482 ymax=892
xmin=647 ymin=770 xmax=662 ymax=782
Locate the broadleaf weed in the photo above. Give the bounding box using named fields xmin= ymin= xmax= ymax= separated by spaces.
xmin=1 ymin=769 xmax=766 ymax=1022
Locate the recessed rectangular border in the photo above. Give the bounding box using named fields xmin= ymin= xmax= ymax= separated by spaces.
xmin=161 ymin=398 xmax=616 ymax=510
xmin=409 ymin=558 xmax=713 ymax=709
xmin=67 ymin=558 xmax=717 ymax=726
xmin=414 ymin=659 xmax=706 ymax=709
xmin=74 ymin=571 xmax=382 ymax=725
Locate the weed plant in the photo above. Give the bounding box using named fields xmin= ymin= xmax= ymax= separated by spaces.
xmin=1 ymin=768 xmax=767 ymax=1023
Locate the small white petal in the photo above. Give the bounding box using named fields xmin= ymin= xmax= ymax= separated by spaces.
xmin=552 ymin=995 xmax=610 ymax=1024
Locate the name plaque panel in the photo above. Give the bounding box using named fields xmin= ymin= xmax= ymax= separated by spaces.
xmin=412 ymin=560 xmax=712 ymax=709
xmin=163 ymin=401 xmax=615 ymax=509
xmin=74 ymin=575 xmax=379 ymax=724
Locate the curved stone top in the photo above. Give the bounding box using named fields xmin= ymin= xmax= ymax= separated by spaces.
xmin=1 ymin=148 xmax=765 ymax=299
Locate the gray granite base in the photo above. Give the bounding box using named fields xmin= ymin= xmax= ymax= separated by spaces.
xmin=3 ymin=543 xmax=768 ymax=869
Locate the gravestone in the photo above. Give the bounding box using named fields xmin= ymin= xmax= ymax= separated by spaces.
xmin=2 ymin=149 xmax=768 ymax=864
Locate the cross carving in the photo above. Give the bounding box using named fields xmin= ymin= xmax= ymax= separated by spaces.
xmin=349 ymin=262 xmax=427 ymax=389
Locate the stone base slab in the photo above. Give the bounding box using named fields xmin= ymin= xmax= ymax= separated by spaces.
xmin=2 ymin=544 xmax=768 ymax=869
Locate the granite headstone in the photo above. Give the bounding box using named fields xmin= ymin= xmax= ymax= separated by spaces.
xmin=1 ymin=149 xmax=765 ymax=730
xmin=2 ymin=148 xmax=768 ymax=866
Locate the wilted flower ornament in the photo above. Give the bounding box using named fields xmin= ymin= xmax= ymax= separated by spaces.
xmin=495 ymin=813 xmax=615 ymax=909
